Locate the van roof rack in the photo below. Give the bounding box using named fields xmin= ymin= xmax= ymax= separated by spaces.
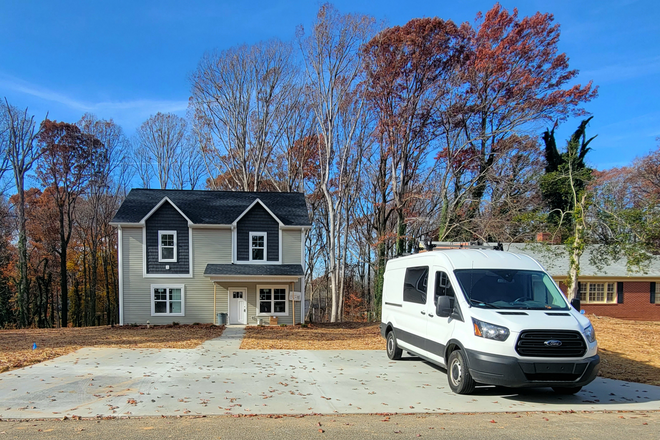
xmin=418 ymin=241 xmax=503 ymax=252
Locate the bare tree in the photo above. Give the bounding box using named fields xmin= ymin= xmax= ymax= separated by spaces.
xmin=0 ymin=99 xmax=42 ymax=326
xmin=133 ymin=112 xmax=190 ymax=189
xmin=190 ymin=39 xmax=300 ymax=191
xmin=77 ymin=114 xmax=129 ymax=324
xmin=298 ymin=4 xmax=377 ymax=322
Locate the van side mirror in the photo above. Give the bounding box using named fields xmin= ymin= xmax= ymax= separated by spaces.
xmin=571 ymin=298 xmax=581 ymax=311
xmin=436 ymin=296 xmax=452 ymax=318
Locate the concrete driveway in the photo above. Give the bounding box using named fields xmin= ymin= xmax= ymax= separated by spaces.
xmin=1 ymin=326 xmax=659 ymax=419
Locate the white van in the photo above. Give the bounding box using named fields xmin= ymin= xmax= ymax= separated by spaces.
xmin=380 ymin=248 xmax=599 ymax=394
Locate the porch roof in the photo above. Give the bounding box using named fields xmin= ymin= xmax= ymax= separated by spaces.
xmin=204 ymin=264 xmax=304 ymax=277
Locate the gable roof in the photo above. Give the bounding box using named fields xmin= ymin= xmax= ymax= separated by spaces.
xmin=506 ymin=243 xmax=660 ymax=278
xmin=111 ymin=189 xmax=311 ymax=227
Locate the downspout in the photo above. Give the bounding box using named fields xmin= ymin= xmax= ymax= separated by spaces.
xmin=214 ymin=282 xmax=217 ymax=325
xmin=118 ymin=226 xmax=124 ymax=326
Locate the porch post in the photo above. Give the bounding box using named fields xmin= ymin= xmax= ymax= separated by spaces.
xmin=213 ymin=282 xmax=217 ymax=325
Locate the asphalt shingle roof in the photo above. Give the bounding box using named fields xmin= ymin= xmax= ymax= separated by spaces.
xmin=506 ymin=243 xmax=660 ymax=278
xmin=111 ymin=189 xmax=311 ymax=226
xmin=204 ymin=264 xmax=304 ymax=277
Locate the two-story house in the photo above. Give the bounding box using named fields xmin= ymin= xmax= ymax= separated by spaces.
xmin=110 ymin=189 xmax=311 ymax=326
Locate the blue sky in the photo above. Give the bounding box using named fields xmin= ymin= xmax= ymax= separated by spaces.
xmin=1 ymin=0 xmax=658 ymax=170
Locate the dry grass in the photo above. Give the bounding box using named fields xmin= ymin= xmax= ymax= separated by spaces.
xmin=241 ymin=322 xmax=385 ymax=350
xmin=0 ymin=324 xmax=224 ymax=373
xmin=243 ymin=317 xmax=660 ymax=387
xmin=589 ymin=315 xmax=660 ymax=386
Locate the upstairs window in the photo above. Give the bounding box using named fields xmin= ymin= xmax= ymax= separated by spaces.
xmin=158 ymin=230 xmax=177 ymax=262
xmin=250 ymin=232 xmax=267 ymax=262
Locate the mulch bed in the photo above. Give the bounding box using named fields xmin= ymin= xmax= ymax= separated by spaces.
xmin=0 ymin=324 xmax=224 ymax=373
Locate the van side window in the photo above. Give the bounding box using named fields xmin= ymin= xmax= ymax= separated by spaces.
xmin=403 ymin=266 xmax=428 ymax=304
xmin=434 ymin=271 xmax=455 ymax=305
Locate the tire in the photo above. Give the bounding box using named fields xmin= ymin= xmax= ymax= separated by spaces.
xmin=386 ymin=330 xmax=403 ymax=360
xmin=552 ymin=386 xmax=582 ymax=395
xmin=447 ymin=350 xmax=476 ymax=394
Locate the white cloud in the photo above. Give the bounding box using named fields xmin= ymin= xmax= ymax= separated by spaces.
xmin=581 ymin=56 xmax=660 ymax=83
xmin=0 ymin=73 xmax=189 ymax=131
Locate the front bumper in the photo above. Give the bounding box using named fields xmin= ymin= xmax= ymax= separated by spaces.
xmin=465 ymin=349 xmax=600 ymax=388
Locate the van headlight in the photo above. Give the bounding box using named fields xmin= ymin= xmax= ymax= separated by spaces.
xmin=583 ymin=324 xmax=596 ymax=343
xmin=472 ymin=318 xmax=509 ymax=341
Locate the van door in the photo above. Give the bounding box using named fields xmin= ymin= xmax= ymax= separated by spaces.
xmin=399 ymin=266 xmax=430 ymax=352
xmin=425 ymin=269 xmax=458 ymax=365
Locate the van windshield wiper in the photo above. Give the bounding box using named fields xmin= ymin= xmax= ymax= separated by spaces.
xmin=468 ymin=298 xmax=497 ymax=308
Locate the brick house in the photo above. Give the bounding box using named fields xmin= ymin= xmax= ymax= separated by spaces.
xmin=507 ymin=243 xmax=660 ymax=321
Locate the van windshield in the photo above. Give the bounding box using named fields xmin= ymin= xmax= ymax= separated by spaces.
xmin=453 ymin=269 xmax=569 ymax=310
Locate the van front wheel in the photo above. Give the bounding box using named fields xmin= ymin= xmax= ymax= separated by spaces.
xmin=447 ymin=350 xmax=475 ymax=394
xmin=386 ymin=330 xmax=402 ymax=360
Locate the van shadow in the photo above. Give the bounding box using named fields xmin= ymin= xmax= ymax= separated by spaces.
xmin=407 ymin=355 xmax=660 ymax=406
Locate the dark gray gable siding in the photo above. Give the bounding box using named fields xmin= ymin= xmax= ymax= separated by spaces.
xmin=236 ymin=204 xmax=279 ymax=262
xmin=146 ymin=202 xmax=190 ymax=274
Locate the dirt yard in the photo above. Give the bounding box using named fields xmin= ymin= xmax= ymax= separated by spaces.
xmin=240 ymin=322 xmax=385 ymax=350
xmin=242 ymin=317 xmax=660 ymax=386
xmin=0 ymin=324 xmax=224 ymax=373
xmin=590 ymin=315 xmax=660 ymax=386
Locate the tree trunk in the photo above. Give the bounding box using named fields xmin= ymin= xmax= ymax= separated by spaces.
xmin=16 ymin=186 xmax=29 ymax=328
xmin=59 ymin=210 xmax=68 ymax=327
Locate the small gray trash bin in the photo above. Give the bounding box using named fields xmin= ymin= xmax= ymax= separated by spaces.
xmin=217 ymin=312 xmax=228 ymax=325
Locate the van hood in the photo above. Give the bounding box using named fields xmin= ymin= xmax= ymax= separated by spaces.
xmin=470 ymin=309 xmax=592 ymax=333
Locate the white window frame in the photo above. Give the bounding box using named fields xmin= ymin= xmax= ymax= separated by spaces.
xmin=249 ymin=232 xmax=267 ymax=262
xmin=579 ymin=282 xmax=616 ymax=304
xmin=158 ymin=230 xmax=177 ymax=263
xmin=150 ymin=284 xmax=185 ymax=317
xmin=256 ymin=284 xmax=288 ymax=316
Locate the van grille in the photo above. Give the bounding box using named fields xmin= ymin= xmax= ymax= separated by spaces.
xmin=516 ymin=330 xmax=586 ymax=358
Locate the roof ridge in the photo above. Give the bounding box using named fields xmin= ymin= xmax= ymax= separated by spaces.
xmin=130 ymin=188 xmax=304 ymax=195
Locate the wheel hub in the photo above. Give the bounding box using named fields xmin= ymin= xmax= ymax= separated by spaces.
xmin=450 ymin=359 xmax=461 ymax=385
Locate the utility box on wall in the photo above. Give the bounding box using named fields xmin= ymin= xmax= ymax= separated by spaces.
xmin=289 ymin=291 xmax=302 ymax=301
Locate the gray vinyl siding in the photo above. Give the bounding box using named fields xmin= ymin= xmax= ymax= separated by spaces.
xmin=122 ymin=227 xmax=232 ymax=324
xmin=282 ymin=230 xmax=302 ymax=264
xmin=236 ymin=204 xmax=279 ymax=262
xmin=145 ymin=202 xmax=189 ymax=274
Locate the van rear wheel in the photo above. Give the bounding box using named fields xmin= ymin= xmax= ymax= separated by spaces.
xmin=386 ymin=330 xmax=402 ymax=360
xmin=447 ymin=350 xmax=475 ymax=394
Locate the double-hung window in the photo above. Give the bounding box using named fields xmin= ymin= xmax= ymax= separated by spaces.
xmin=579 ymin=282 xmax=616 ymax=304
xmin=258 ymin=286 xmax=287 ymax=316
xmin=151 ymin=285 xmax=184 ymax=316
xmin=158 ymin=230 xmax=177 ymax=262
xmin=250 ymin=232 xmax=266 ymax=262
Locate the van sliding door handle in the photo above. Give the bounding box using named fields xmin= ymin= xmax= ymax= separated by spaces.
xmin=420 ymin=311 xmax=426 ymax=315
xmin=428 ymin=314 xmax=434 ymax=317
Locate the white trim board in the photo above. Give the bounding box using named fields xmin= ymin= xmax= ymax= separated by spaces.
xmin=139 ymin=197 xmax=193 ymax=225
xmin=232 ymin=198 xmax=284 ymax=227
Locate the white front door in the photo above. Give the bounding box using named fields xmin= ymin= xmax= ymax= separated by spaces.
xmin=229 ymin=288 xmax=247 ymax=325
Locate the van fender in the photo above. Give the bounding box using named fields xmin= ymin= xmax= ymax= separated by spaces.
xmin=444 ymin=339 xmax=468 ymax=368
xmin=381 ymin=321 xmax=397 ymax=339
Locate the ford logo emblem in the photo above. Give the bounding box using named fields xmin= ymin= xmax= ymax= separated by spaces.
xmin=544 ymin=340 xmax=563 ymax=347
